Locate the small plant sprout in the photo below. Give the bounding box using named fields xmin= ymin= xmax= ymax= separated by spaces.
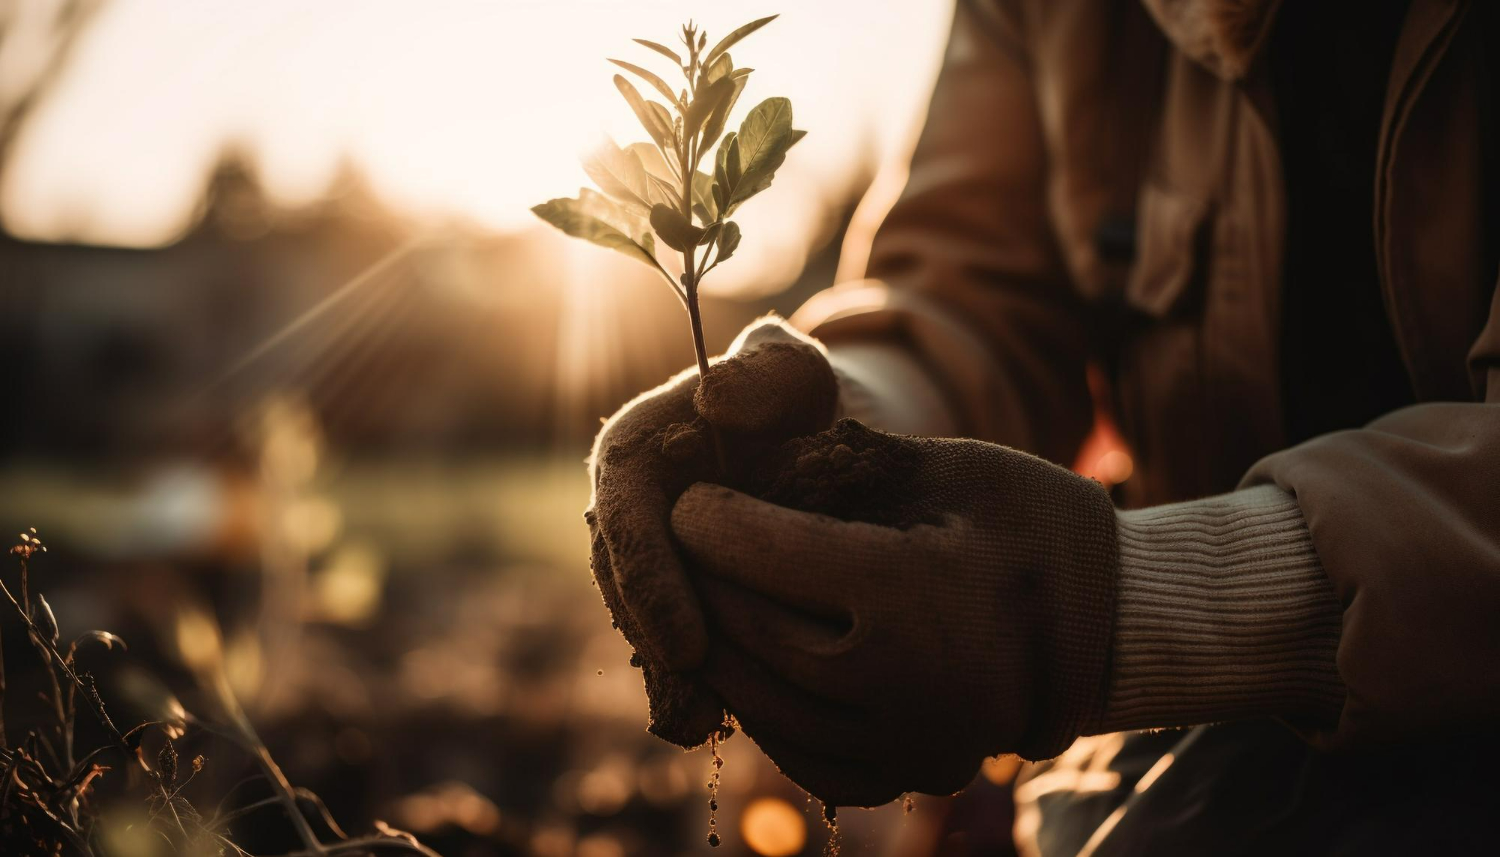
xmin=532 ymin=14 xmax=806 ymax=385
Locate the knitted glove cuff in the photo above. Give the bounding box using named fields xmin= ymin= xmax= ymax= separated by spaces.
xmin=1014 ymin=472 xmax=1121 ymax=761
xmin=1096 ymin=485 xmax=1345 ymax=735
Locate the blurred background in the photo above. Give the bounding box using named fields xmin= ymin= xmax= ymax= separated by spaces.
xmin=0 ymin=1 xmax=1069 ymax=854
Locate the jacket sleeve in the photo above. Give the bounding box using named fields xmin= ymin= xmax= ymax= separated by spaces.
xmin=1241 ymin=275 xmax=1500 ymax=748
xmin=791 ymin=0 xmax=1098 ymax=466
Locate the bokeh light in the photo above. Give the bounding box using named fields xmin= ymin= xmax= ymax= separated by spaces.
xmin=739 ymin=796 xmax=806 ymax=857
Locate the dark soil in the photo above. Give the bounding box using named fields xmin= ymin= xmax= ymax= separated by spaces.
xmin=748 ymin=419 xmax=938 ymax=530
xmin=694 ymin=342 xmax=841 ymax=441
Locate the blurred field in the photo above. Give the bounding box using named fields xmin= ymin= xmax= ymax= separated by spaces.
xmin=0 ymin=451 xmax=1019 ymax=855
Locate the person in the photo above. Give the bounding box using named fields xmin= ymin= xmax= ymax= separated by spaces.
xmin=587 ymin=0 xmax=1500 ymax=851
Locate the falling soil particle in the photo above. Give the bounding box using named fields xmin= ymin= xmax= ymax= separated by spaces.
xmin=706 ymin=729 xmax=726 ymax=846
xmin=821 ymin=802 xmax=841 ymax=857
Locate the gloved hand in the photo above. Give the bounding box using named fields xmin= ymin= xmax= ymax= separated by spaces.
xmin=587 ymin=316 xmax=839 ymax=746
xmin=669 ymin=420 xmax=1119 ymax=805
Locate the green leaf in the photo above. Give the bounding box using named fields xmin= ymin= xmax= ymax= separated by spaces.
xmin=696 ymin=53 xmax=731 ymax=96
xmin=714 ymin=131 xmax=735 ymax=186
xmin=614 ymin=75 xmax=674 ymax=150
xmin=728 ymin=96 xmax=793 ymax=207
xmin=700 ymin=71 xmax=748 ymax=153
xmin=626 ymin=142 xmax=680 ymax=208
xmin=633 ymin=38 xmax=683 ymax=67
xmin=628 ymin=142 xmax=675 ymax=180
xmin=735 ymin=97 xmax=792 ymax=180
xmin=577 ymin=187 xmax=651 ymax=241
xmin=609 ymin=58 xmax=680 ymax=105
xmin=716 ymin=221 xmax=741 ymax=263
xmin=706 ymin=53 xmax=733 ymax=83
xmin=582 ymin=139 xmax=651 ymax=212
xmin=532 ymin=190 xmax=658 ymax=270
xmin=650 ymin=203 xmax=706 ymax=252
xmin=684 ymin=76 xmax=734 ymax=142
xmin=652 ymin=101 xmax=678 ymax=142
xmin=705 ymin=15 xmax=778 ymax=66
xmin=647 ymin=174 xmax=681 ymax=210
xmin=699 ymin=221 xmax=722 ymax=248
xmin=713 ymin=131 xmax=735 ymax=213
xmin=706 ymin=100 xmax=798 ymax=217
xmin=692 ymin=171 xmax=718 ymax=223
xmin=726 ymin=135 xmax=743 ymax=185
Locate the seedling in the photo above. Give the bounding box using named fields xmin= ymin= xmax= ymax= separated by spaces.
xmin=532 ymin=14 xmax=805 ymax=386
xmin=533 ymin=18 xmax=804 ymax=846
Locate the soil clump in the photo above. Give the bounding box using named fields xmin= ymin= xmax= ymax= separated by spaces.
xmin=749 ymin=419 xmax=937 ymax=529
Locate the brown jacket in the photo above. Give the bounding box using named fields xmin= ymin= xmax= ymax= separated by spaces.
xmin=794 ymin=0 xmax=1500 ymax=749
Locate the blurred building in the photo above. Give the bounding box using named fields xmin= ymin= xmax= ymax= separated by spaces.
xmin=0 ymin=150 xmax=844 ymax=464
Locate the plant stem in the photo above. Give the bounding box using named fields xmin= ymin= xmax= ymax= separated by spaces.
xmin=200 ymin=671 xmax=324 ymax=853
xmin=681 ymin=266 xmax=729 ymax=475
xmin=683 ymin=274 xmax=711 ymax=381
xmin=678 ymin=26 xmax=727 ymax=477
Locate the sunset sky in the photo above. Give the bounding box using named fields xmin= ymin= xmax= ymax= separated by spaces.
xmin=2 ymin=0 xmax=952 ymax=289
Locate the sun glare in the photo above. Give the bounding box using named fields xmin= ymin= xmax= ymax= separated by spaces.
xmin=2 ymin=0 xmax=950 ymax=296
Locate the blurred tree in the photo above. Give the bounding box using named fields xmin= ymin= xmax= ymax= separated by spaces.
xmin=0 ymin=0 xmax=102 ymax=229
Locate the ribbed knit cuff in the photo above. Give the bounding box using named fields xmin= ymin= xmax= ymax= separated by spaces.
xmin=1096 ymin=485 xmax=1346 ymax=734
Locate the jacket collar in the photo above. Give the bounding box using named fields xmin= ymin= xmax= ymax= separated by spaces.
xmin=1139 ymin=0 xmax=1285 ymax=80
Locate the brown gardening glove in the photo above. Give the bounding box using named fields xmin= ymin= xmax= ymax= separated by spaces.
xmin=670 ymin=420 xmax=1119 ymax=806
xmin=586 ymin=316 xmax=839 ymax=746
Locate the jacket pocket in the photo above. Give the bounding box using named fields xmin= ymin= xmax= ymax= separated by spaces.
xmin=1124 ymin=182 xmax=1212 ymax=317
